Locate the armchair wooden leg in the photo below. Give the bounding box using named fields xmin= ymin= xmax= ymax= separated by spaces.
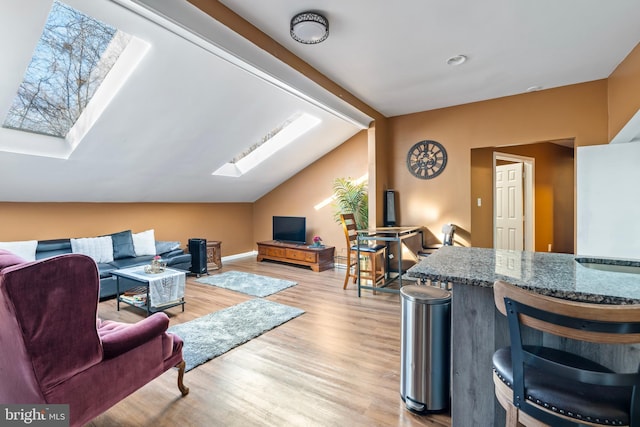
xmin=176 ymin=360 xmax=189 ymax=396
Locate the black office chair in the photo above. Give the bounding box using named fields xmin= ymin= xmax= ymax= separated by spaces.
xmin=492 ymin=280 xmax=640 ymax=426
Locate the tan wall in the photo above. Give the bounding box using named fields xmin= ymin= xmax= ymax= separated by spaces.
xmin=470 ymin=143 xmax=574 ymax=252
xmin=386 ymin=80 xmax=607 ymax=247
xmin=253 ymin=130 xmax=368 ymax=261
xmin=608 ymin=42 xmax=640 ymax=140
xmin=0 ymin=202 xmax=254 ymax=256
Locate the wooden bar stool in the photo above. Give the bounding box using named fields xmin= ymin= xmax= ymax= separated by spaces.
xmin=492 ymin=280 xmax=640 ymax=426
xmin=340 ymin=213 xmax=386 ymax=293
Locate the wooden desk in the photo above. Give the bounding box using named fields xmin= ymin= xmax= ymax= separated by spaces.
xmin=257 ymin=240 xmax=334 ymax=272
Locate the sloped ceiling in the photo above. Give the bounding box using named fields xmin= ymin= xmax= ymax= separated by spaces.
xmin=0 ymin=0 xmax=369 ymax=202
xmin=1 ymin=0 xmax=639 ymax=202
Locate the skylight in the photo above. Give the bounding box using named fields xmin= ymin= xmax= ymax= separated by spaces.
xmin=213 ymin=113 xmax=321 ymax=177
xmin=3 ymin=1 xmax=131 ymax=138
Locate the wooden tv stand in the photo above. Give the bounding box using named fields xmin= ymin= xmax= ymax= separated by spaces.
xmin=257 ymin=240 xmax=335 ymax=272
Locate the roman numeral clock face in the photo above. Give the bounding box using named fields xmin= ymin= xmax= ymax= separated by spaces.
xmin=406 ymin=140 xmax=448 ymax=179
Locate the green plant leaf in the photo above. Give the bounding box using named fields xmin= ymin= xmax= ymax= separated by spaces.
xmin=332 ymin=177 xmax=368 ymax=229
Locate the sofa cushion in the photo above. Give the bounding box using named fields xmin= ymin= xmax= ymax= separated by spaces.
xmin=106 ymin=230 xmax=136 ymax=260
xmin=166 ymin=253 xmax=191 ymax=267
xmin=132 ymin=229 xmax=156 ymax=256
xmin=71 ymin=236 xmax=114 ymax=263
xmin=108 ymin=255 xmax=154 ymax=269
xmin=0 ymin=240 xmax=38 ymax=261
xmin=162 ymin=249 xmax=185 ymax=259
xmin=36 ymin=239 xmax=72 ymax=259
xmin=96 ymin=263 xmax=117 ymax=278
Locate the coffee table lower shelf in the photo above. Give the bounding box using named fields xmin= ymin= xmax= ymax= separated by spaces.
xmin=112 ymin=268 xmax=186 ymax=317
xmin=117 ymin=294 xmax=185 ymax=316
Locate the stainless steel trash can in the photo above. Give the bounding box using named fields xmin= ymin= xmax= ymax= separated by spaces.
xmin=400 ymin=285 xmax=451 ymax=413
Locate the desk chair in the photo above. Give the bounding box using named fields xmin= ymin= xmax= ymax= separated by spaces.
xmin=492 ymin=280 xmax=640 ymax=426
xmin=418 ymin=224 xmax=456 ymax=257
xmin=340 ymin=213 xmax=386 ymax=292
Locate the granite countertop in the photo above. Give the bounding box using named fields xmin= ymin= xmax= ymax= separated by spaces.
xmin=406 ymin=246 xmax=640 ymax=304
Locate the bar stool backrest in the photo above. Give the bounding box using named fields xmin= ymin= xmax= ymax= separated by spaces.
xmin=493 ymin=280 xmax=640 ymax=426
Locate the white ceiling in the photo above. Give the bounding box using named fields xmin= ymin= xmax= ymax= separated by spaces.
xmin=1 ymin=0 xmax=639 ymax=202
xmin=219 ymin=0 xmax=640 ymax=117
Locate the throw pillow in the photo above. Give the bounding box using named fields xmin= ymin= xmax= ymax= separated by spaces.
xmin=70 ymin=236 xmax=114 ymax=263
xmin=106 ymin=230 xmax=136 ymax=259
xmin=0 ymin=249 xmax=27 ymax=270
xmin=0 ymin=240 xmax=38 ymax=262
xmin=132 ymin=229 xmax=156 ymax=256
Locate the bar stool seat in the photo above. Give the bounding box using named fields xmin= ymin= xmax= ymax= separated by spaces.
xmin=493 ymin=346 xmax=631 ymax=425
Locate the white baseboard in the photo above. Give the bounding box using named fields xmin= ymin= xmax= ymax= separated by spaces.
xmin=221 ymin=251 xmax=257 ymax=262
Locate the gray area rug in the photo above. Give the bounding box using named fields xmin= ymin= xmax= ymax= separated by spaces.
xmin=195 ymin=270 xmax=297 ymax=297
xmin=168 ymin=299 xmax=304 ymax=371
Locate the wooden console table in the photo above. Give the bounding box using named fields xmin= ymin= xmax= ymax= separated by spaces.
xmin=257 ymin=240 xmax=334 ymax=272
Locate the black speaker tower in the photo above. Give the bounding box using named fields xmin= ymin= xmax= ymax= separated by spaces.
xmin=188 ymin=238 xmax=208 ymax=276
xmin=384 ymin=190 xmax=397 ymax=226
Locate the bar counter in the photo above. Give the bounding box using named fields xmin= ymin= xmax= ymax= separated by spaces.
xmin=406 ymin=246 xmax=640 ymax=426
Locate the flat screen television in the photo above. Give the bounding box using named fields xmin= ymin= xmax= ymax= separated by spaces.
xmin=273 ymin=216 xmax=306 ymax=244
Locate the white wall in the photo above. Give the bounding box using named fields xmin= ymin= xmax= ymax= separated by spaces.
xmin=577 ymin=142 xmax=640 ymax=260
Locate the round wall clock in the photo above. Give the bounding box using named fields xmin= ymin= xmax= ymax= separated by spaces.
xmin=406 ymin=140 xmax=448 ymax=179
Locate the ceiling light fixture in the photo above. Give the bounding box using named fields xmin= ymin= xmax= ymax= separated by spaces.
xmin=290 ymin=12 xmax=329 ymax=44
xmin=526 ymin=85 xmax=543 ymax=92
xmin=446 ymin=54 xmax=467 ymax=66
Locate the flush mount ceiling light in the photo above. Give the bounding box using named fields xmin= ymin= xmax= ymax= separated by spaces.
xmin=290 ymin=12 xmax=329 ymax=44
xmin=446 ymin=54 xmax=467 ymax=66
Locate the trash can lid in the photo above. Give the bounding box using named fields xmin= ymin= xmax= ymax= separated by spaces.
xmin=400 ymin=285 xmax=451 ymax=304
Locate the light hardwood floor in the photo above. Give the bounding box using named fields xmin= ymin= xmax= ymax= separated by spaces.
xmin=89 ymin=256 xmax=451 ymax=427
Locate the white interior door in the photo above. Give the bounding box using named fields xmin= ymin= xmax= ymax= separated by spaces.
xmin=495 ymin=162 xmax=524 ymax=250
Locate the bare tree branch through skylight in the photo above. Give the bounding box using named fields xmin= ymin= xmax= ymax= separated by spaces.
xmin=3 ymin=1 xmax=130 ymax=138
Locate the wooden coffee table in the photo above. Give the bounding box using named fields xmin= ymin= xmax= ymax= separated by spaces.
xmin=112 ymin=266 xmax=186 ymax=316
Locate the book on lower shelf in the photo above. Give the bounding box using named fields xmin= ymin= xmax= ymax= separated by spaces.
xmin=119 ymin=293 xmax=147 ymax=307
xmin=123 ymin=285 xmax=148 ymax=296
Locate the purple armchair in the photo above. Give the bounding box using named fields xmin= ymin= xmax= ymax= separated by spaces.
xmin=0 ymin=250 xmax=188 ymax=426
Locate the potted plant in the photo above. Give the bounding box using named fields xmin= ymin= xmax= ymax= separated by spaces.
xmin=332 ymin=177 xmax=368 ymax=229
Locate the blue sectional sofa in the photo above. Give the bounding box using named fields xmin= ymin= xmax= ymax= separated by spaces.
xmin=36 ymin=237 xmax=191 ymax=299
